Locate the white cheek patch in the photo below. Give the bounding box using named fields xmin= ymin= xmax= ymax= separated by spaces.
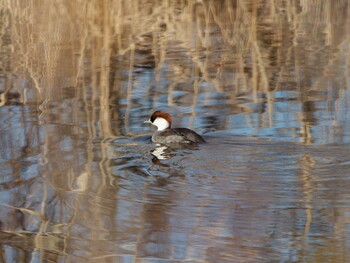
xmin=153 ymin=117 xmax=170 ymax=131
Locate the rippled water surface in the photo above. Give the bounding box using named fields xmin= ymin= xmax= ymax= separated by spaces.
xmin=1 ymin=1 xmax=350 ymax=262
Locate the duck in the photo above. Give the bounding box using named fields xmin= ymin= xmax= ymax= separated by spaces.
xmin=144 ymin=111 xmax=205 ymax=144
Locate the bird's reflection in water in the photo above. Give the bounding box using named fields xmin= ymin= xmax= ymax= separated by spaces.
xmin=151 ymin=144 xmax=172 ymax=167
xmin=148 ymin=144 xmax=179 ymax=182
xmin=150 ymin=143 xmax=202 ymax=168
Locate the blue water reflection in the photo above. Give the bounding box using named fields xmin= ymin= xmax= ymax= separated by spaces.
xmin=1 ymin=0 xmax=350 ymax=262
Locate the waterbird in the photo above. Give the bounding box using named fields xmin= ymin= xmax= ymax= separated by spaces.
xmin=144 ymin=111 xmax=205 ymax=144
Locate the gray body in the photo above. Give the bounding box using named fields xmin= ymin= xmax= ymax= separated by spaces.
xmin=152 ymin=128 xmax=205 ymax=144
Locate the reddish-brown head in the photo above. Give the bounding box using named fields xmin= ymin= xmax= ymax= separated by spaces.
xmin=150 ymin=111 xmax=172 ymax=129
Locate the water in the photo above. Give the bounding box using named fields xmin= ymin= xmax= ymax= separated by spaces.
xmin=1 ymin=0 xmax=350 ymax=262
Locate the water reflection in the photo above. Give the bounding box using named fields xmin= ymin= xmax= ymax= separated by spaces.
xmin=151 ymin=145 xmax=172 ymax=161
xmin=1 ymin=0 xmax=350 ymax=262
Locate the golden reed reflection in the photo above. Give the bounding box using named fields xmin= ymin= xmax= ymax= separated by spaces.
xmin=0 ymin=2 xmax=348 ymax=93
xmin=0 ymin=1 xmax=348 ymax=137
xmin=0 ymin=0 xmax=350 ymax=262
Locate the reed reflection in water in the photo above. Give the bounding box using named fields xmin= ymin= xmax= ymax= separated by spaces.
xmin=1 ymin=0 xmax=350 ymax=262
